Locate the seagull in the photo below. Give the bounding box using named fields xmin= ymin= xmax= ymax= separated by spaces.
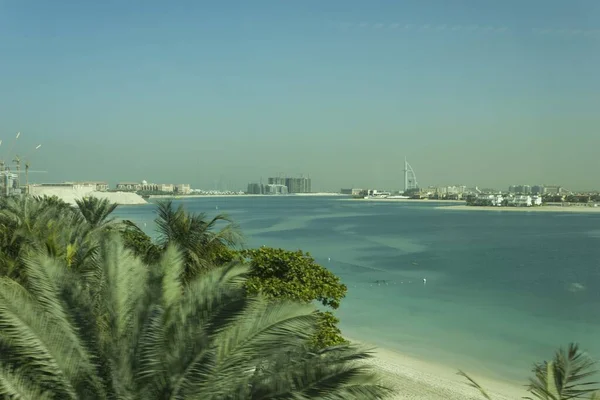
xmin=423 ymin=278 xmax=427 ymax=285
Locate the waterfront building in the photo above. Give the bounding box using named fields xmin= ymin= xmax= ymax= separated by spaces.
xmin=267 ymin=176 xmax=312 ymax=193
xmin=532 ymin=185 xmax=544 ymax=194
xmin=75 ymin=181 xmax=109 ymax=191
xmin=265 ymin=184 xmax=288 ymax=195
xmin=175 ymin=184 xmax=191 ymax=194
xmin=116 ymin=182 xmax=142 ymax=191
xmin=247 ymin=183 xmax=265 ymax=194
xmin=543 ymin=185 xmax=563 ymax=195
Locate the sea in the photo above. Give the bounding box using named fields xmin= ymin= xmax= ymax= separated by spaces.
xmin=113 ymin=196 xmax=600 ymax=383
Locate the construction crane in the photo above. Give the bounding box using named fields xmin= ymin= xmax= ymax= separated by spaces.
xmin=0 ymin=131 xmax=45 ymax=196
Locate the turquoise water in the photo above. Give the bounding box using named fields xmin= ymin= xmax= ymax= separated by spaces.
xmin=114 ymin=196 xmax=600 ymax=382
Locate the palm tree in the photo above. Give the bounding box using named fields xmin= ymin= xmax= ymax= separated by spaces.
xmin=524 ymin=344 xmax=599 ymax=400
xmin=0 ymin=196 xmax=78 ymax=279
xmin=155 ymin=200 xmax=243 ymax=280
xmin=75 ymin=197 xmax=118 ymax=230
xmin=459 ymin=343 xmax=599 ymax=400
xmin=0 ymin=196 xmax=102 ymax=280
xmin=0 ymin=234 xmax=393 ymax=399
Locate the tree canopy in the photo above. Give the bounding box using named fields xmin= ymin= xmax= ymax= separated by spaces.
xmin=241 ymin=247 xmax=348 ymax=348
xmin=0 ymin=234 xmax=393 ymax=399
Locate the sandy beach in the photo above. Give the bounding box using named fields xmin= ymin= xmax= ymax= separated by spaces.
xmin=344 ymin=198 xmax=465 ymax=204
xmin=437 ymin=205 xmax=600 ymax=213
xmin=358 ymin=341 xmax=528 ymax=400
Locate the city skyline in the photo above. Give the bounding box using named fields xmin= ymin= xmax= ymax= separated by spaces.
xmin=1 ymin=0 xmax=599 ymax=190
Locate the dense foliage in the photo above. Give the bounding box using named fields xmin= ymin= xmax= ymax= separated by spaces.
xmin=120 ymin=201 xmax=349 ymax=348
xmin=0 ymin=234 xmax=393 ymax=399
xmin=242 ymin=247 xmax=348 ymax=348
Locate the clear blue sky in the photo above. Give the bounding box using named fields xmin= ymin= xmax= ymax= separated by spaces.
xmin=1 ymin=0 xmax=599 ymax=191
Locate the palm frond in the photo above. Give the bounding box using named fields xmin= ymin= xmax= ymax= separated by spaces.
xmin=75 ymin=197 xmax=118 ymax=229
xmin=0 ymin=278 xmax=81 ymax=398
xmin=457 ymin=370 xmax=493 ymax=400
xmin=0 ymin=362 xmax=52 ymax=400
xmin=249 ymin=344 xmax=394 ymax=400
xmin=525 ymin=343 xmax=598 ymax=400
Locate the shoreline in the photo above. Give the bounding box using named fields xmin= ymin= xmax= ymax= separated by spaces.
xmin=437 ymin=205 xmax=600 ymax=213
xmin=351 ymin=338 xmax=528 ymax=399
xmin=147 ymin=193 xmax=348 ymax=199
xmin=343 ymin=198 xmax=465 ymax=204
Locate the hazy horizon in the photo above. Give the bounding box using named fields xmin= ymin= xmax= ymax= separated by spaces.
xmin=1 ymin=0 xmax=599 ymax=192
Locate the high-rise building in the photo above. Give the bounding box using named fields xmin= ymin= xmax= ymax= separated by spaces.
xmin=543 ymin=185 xmax=563 ymax=195
xmin=268 ymin=177 xmax=286 ymax=186
xmin=247 ymin=183 xmax=265 ymax=194
xmin=265 ymin=184 xmax=288 ymax=195
xmin=267 ymin=176 xmax=312 ymax=193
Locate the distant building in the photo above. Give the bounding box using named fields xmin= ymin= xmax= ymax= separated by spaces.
xmin=174 ymin=184 xmax=191 ymax=194
xmin=532 ymin=185 xmax=544 ymax=194
xmin=285 ymin=177 xmax=311 ymax=193
xmin=508 ymin=185 xmax=531 ymax=194
xmin=116 ymin=182 xmax=142 ymax=191
xmin=266 ymin=184 xmax=288 ymax=195
xmin=76 ymin=181 xmax=109 ymax=191
xmin=159 ymin=184 xmax=174 ymax=193
xmin=543 ymin=185 xmax=563 ymax=195
xmin=268 ymin=176 xmax=311 ymax=194
xmin=247 ymin=183 xmax=265 ymax=195
xmin=341 ymin=188 xmax=365 ymax=196
xmin=268 ymin=177 xmax=286 ymax=186
xmin=29 ymin=182 xmax=96 ymax=197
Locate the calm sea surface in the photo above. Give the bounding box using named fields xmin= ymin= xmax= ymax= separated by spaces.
xmin=114 ymin=196 xmax=600 ymax=382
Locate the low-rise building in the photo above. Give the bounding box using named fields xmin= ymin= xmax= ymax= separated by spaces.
xmin=116 ymin=182 xmax=142 ymax=191
xmin=506 ymin=195 xmax=532 ymax=207
xmin=340 ymin=188 xmax=365 ymax=196
xmin=175 ymin=184 xmax=191 ymax=194
xmin=476 ymin=194 xmax=504 ymax=206
xmin=158 ymin=184 xmax=174 ymax=193
xmin=75 ymin=181 xmax=109 ymax=191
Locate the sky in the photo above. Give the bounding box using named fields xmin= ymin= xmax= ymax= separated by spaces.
xmin=1 ymin=0 xmax=599 ymax=191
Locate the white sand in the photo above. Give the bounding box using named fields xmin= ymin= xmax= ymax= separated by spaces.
xmin=437 ymin=205 xmax=600 ymax=213
xmin=29 ymin=187 xmax=147 ymax=205
xmin=356 ymin=341 xmax=528 ymax=400
xmin=344 ymin=198 xmax=465 ymax=203
xmin=88 ymin=191 xmax=147 ymax=205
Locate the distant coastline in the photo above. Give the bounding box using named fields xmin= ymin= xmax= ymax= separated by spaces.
xmin=344 ymin=198 xmax=465 ymax=203
xmin=147 ymin=193 xmax=346 ymax=199
xmin=437 ymin=205 xmax=600 ymax=213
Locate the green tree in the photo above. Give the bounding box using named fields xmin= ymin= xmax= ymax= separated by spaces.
xmin=460 ymin=343 xmax=599 ymax=400
xmin=0 ymin=196 xmax=87 ymax=279
xmin=120 ymin=219 xmax=162 ymax=264
xmin=0 ymin=234 xmax=393 ymax=399
xmin=155 ymin=200 xmax=243 ymax=280
xmin=74 ymin=197 xmax=118 ymax=229
xmin=241 ymin=247 xmax=348 ymax=348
